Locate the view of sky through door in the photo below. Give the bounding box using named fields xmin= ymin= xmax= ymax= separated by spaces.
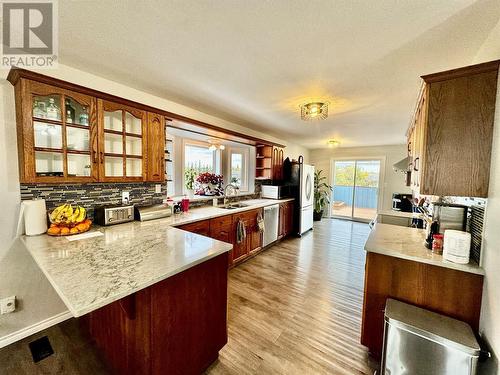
xmin=331 ymin=160 xmax=381 ymax=220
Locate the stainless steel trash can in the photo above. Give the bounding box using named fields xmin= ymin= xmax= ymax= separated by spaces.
xmin=381 ymin=299 xmax=481 ymax=375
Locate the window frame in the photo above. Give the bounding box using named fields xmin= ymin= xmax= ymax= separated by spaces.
xmin=228 ymin=147 xmax=249 ymax=192
xmin=182 ymin=139 xmax=220 ymax=194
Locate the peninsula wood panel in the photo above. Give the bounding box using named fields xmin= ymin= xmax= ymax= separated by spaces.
xmin=81 ymin=252 xmax=229 ymax=375
xmin=422 ymin=69 xmax=498 ymax=197
xmin=82 ymin=290 xmax=151 ymax=375
xmin=361 ymin=252 xmax=483 ymax=358
xmin=151 ymin=253 xmax=228 ymax=375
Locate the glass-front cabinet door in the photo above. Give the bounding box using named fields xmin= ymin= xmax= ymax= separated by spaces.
xmin=24 ymin=81 xmax=98 ymax=182
xmin=98 ymin=100 xmax=146 ymax=181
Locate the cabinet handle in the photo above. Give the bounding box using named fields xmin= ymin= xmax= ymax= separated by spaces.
xmin=100 ymin=151 xmax=104 ymax=164
xmin=92 ymin=150 xmax=98 ymax=163
xmin=414 ymin=157 xmax=419 ymax=172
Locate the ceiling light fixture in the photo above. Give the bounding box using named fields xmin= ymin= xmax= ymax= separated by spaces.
xmin=208 ymin=144 xmax=217 ymax=152
xmin=219 ymin=144 xmax=225 ymax=150
xmin=300 ymin=102 xmax=329 ymax=121
xmin=327 ymin=140 xmax=340 ymax=148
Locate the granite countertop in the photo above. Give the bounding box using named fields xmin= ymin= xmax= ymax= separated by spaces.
xmin=365 ymin=223 xmax=484 ymax=275
xmin=21 ymin=198 xmax=293 ymax=318
xmin=167 ymin=198 xmax=294 ymax=227
xmin=377 ymin=209 xmax=423 ymax=219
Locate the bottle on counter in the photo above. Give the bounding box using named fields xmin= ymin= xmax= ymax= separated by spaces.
xmin=432 ymin=234 xmax=444 ymax=254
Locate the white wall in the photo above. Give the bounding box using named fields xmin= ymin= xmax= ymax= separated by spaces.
xmin=309 ymin=144 xmax=411 ymax=212
xmin=472 ymin=19 xmax=500 ymax=375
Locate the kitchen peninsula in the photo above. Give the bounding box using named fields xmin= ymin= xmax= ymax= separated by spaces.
xmin=361 ymin=223 xmax=484 ymax=358
xmin=22 ymin=220 xmax=232 ymax=375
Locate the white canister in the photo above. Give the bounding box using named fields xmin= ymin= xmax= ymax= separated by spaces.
xmin=21 ymin=199 xmax=48 ymax=236
xmin=443 ymin=230 xmax=471 ymax=264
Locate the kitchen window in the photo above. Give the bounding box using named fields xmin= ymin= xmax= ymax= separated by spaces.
xmin=229 ymin=148 xmax=249 ymax=191
xmin=183 ymin=140 xmax=221 ymax=194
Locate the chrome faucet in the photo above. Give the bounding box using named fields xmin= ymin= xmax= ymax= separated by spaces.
xmin=223 ymin=184 xmax=239 ymax=206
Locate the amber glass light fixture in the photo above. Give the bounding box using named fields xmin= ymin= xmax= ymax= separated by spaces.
xmin=327 ymin=140 xmax=340 ymax=148
xmin=300 ymin=102 xmax=329 ymax=121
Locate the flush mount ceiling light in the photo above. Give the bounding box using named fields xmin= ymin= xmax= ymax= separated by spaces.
xmin=300 ymin=102 xmax=329 ymax=121
xmin=327 ymin=140 xmax=340 ymax=148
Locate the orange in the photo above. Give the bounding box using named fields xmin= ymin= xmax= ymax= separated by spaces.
xmin=60 ymin=227 xmax=70 ymax=235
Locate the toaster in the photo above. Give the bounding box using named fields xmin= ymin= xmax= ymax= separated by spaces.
xmin=94 ymin=204 xmax=134 ymax=226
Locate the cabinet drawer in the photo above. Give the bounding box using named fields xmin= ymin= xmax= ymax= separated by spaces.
xmin=210 ymin=215 xmax=233 ymax=243
xmin=178 ymin=220 xmax=210 ymax=237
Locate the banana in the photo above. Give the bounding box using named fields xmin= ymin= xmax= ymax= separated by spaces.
xmin=69 ymin=207 xmax=80 ymax=224
xmin=50 ymin=204 xmax=87 ymax=225
xmin=49 ymin=205 xmax=64 ymax=223
xmin=75 ymin=206 xmax=86 ymax=223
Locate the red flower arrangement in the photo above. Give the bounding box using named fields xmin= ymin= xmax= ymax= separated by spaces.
xmin=195 ymin=173 xmax=223 ymax=196
xmin=196 ymin=172 xmax=223 ymax=185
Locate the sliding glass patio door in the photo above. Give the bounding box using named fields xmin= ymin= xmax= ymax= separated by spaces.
xmin=331 ymin=159 xmax=381 ymax=221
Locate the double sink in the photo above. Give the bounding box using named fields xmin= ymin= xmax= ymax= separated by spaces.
xmin=218 ymin=202 xmax=250 ymax=210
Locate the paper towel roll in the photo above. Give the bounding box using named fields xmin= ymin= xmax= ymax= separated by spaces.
xmin=23 ymin=199 xmax=48 ymax=236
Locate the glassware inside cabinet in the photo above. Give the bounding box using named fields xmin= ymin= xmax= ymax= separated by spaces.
xmin=35 ymin=151 xmax=63 ymax=176
xmin=33 ymin=122 xmax=62 ymax=149
xmin=65 ymin=97 xmax=90 ymax=126
xmin=33 ymin=94 xmax=61 ymax=120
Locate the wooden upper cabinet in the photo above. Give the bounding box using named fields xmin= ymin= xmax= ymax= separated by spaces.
xmin=408 ymin=60 xmax=499 ymax=198
xmin=146 ymin=112 xmax=165 ymax=182
xmin=272 ymin=146 xmax=284 ymax=181
xmin=97 ymin=99 xmax=147 ymax=182
xmin=15 ymin=80 xmax=98 ymax=183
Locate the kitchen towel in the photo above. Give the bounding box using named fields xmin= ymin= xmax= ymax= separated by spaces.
xmin=236 ymin=219 xmax=246 ymax=244
xmin=21 ymin=199 xmax=47 ymax=236
xmin=257 ymin=212 xmax=265 ymax=233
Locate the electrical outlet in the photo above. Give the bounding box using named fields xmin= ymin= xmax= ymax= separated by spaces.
xmin=155 ymin=184 xmax=162 ymax=194
xmin=122 ymin=191 xmax=130 ymax=204
xmin=0 ymin=296 xmax=16 ymax=314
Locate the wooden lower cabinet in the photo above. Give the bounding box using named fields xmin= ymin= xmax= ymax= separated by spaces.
xmin=178 ymin=204 xmax=295 ymax=267
xmin=82 ymin=252 xmax=228 ymax=375
xmin=278 ymin=201 xmax=294 ymax=239
xmin=232 ymin=209 xmax=263 ymax=264
xmin=361 ymin=252 xmax=483 ymax=358
xmin=178 ymin=219 xmax=211 ymax=237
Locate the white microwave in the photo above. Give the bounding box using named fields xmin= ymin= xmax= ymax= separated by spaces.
xmin=261 ymin=185 xmax=290 ymax=199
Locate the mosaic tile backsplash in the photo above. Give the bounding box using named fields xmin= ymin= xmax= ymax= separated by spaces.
xmin=20 ymin=182 xmax=261 ymax=220
xmin=20 ymin=183 xmax=168 ymax=220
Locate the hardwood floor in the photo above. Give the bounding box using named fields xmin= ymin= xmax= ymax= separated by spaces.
xmin=206 ymin=218 xmax=378 ymax=375
xmin=0 ymin=219 xmax=377 ymax=375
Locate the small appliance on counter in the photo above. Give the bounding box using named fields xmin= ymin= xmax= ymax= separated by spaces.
xmin=261 ymin=185 xmax=291 ymax=199
xmin=135 ymin=204 xmax=173 ymax=222
xmin=392 ymin=193 xmax=413 ymax=212
xmin=433 ymin=203 xmax=468 ymax=234
xmin=95 ymin=204 xmax=134 ymax=226
xmin=443 ymin=230 xmax=472 ymax=264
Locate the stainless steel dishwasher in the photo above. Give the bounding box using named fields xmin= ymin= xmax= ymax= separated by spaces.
xmin=263 ymin=204 xmax=279 ymax=247
xmin=381 ymin=299 xmax=481 ymax=375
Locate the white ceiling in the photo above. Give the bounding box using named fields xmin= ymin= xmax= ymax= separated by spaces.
xmin=59 ymin=0 xmax=500 ymax=149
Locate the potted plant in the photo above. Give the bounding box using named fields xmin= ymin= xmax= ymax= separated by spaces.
xmin=314 ymin=169 xmax=332 ymax=221
xmin=184 ymin=168 xmax=197 ymax=198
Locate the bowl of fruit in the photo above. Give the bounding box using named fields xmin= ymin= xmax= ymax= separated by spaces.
xmin=47 ymin=204 xmax=92 ymax=236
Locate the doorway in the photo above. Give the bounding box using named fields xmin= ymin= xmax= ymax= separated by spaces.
xmin=330 ymin=159 xmax=382 ymax=221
